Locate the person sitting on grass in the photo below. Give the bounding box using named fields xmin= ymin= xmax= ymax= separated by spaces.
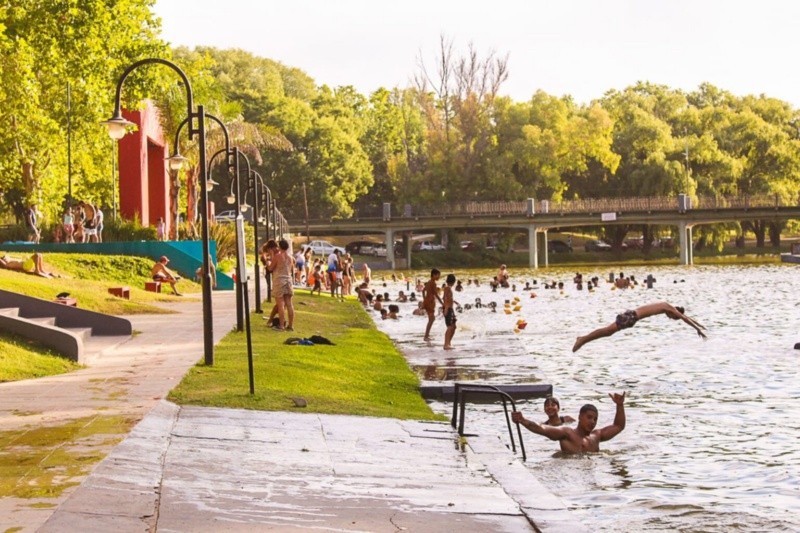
xmin=572 ymin=302 xmax=707 ymax=352
xmin=151 ymin=256 xmax=182 ymax=296
xmin=0 ymin=253 xmax=53 ymax=278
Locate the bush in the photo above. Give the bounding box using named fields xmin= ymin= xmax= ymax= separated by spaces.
xmin=0 ymin=224 xmax=31 ymax=243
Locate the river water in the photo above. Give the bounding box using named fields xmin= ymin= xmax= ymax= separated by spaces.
xmin=369 ymin=264 xmax=800 ymax=531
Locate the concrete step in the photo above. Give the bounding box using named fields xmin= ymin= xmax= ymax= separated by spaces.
xmin=63 ymin=327 xmax=93 ymax=343
xmin=26 ymin=316 xmax=57 ymax=327
xmin=0 ymin=307 xmax=20 ymax=317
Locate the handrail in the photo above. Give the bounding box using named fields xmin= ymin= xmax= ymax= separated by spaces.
xmin=451 ymin=383 xmax=526 ymax=462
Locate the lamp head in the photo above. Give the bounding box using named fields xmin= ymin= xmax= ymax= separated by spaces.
xmin=166 ymin=153 xmax=188 ymax=171
xmin=226 ymin=194 xmax=236 ymax=204
xmin=240 ymin=202 xmax=251 ymax=213
xmin=205 ymin=178 xmax=219 ymax=192
xmin=101 ymin=115 xmax=136 ymax=140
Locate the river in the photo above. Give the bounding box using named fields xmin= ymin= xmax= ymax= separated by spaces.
xmin=369 ymin=263 xmax=800 ymax=531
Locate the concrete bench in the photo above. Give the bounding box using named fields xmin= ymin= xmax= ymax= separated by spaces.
xmin=144 ymin=281 xmax=161 ymax=293
xmin=108 ymin=286 xmax=131 ymax=299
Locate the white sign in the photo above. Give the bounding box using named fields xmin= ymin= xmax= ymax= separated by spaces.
xmin=601 ymin=212 xmax=617 ymax=221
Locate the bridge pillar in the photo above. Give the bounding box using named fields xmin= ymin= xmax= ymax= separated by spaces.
xmin=678 ymin=222 xmax=694 ymax=265
xmin=541 ymin=229 xmax=549 ymax=267
xmin=528 ymin=225 xmax=538 ymax=268
xmin=385 ymin=229 xmax=395 ymax=270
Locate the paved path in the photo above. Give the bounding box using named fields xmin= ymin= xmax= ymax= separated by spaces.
xmin=1 ymin=289 xmax=579 ymax=532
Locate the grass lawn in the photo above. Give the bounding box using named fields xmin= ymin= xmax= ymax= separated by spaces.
xmin=170 ymin=292 xmax=441 ymax=420
xmin=0 ymin=252 xmax=200 ymax=382
xmin=0 ymin=331 xmax=82 ymax=382
xmin=0 ymin=252 xmax=200 ymax=315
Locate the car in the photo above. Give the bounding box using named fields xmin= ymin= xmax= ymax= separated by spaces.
xmin=214 ymin=210 xmax=237 ymax=223
xmin=306 ymin=240 xmax=339 ymax=256
xmin=372 ymin=243 xmax=387 ymax=257
xmin=418 ymin=240 xmax=445 ymax=251
xmin=584 ymin=239 xmax=612 ymax=252
xmin=346 ymin=240 xmax=377 ymax=255
xmin=547 ymin=240 xmax=573 ymax=253
xmin=460 ymin=240 xmax=478 ymax=251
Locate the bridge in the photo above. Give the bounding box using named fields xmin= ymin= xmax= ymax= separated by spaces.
xmin=288 ymin=194 xmax=800 ymax=269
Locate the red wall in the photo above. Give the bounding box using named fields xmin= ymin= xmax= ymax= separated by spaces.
xmin=118 ymin=101 xmax=170 ymax=233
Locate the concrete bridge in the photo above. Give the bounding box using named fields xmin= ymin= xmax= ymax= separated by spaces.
xmin=288 ymin=194 xmax=800 ymax=269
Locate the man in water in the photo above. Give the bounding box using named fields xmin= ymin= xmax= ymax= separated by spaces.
xmin=511 ymin=392 xmax=626 ymax=453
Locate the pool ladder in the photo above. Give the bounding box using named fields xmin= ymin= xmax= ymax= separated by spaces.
xmin=450 ymin=383 xmax=526 ymax=462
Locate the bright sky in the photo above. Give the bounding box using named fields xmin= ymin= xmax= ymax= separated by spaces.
xmin=153 ymin=0 xmax=800 ymax=108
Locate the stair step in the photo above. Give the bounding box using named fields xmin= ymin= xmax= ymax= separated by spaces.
xmin=63 ymin=327 xmax=93 ymax=342
xmin=27 ymin=316 xmax=57 ymax=327
xmin=0 ymin=307 xmax=20 ymax=317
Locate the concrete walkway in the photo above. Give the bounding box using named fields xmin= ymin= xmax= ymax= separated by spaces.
xmin=1 ymin=289 xmax=579 ymax=532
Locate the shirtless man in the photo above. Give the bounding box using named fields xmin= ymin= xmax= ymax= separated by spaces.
xmin=151 ymin=256 xmax=182 ymax=295
xmin=573 ymin=301 xmax=707 ymax=352
xmin=512 ymin=392 xmax=626 ymax=453
xmin=422 ymin=268 xmax=443 ymax=341
xmin=442 ymin=273 xmax=458 ymax=350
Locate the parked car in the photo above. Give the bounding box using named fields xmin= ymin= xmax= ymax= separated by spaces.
xmin=214 ymin=210 xmax=237 ymax=223
xmin=346 ymin=240 xmax=377 ymax=255
xmin=547 ymin=240 xmax=573 ymax=253
xmin=418 ymin=240 xmax=445 ymax=251
xmin=584 ymin=239 xmax=612 ymax=252
xmin=460 ymin=240 xmax=478 ymax=251
xmin=372 ymin=243 xmax=387 ymax=257
xmin=307 ymin=240 xmax=339 ymax=256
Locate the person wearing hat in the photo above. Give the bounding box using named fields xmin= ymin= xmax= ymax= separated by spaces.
xmin=151 ymin=255 xmax=182 ymax=295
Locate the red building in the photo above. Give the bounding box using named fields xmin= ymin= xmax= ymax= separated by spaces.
xmin=118 ymin=100 xmax=171 ymax=235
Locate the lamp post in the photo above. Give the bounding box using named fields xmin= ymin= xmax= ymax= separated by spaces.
xmin=248 ymin=170 xmax=270 ymax=312
xmin=102 ymin=58 xmax=214 ymax=365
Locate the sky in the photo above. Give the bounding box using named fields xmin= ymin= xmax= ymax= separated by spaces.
xmin=153 ymin=0 xmax=800 ymax=108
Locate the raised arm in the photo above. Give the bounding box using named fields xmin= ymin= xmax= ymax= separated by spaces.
xmin=597 ymin=392 xmax=626 ymax=442
xmin=512 ymin=411 xmax=571 ymax=441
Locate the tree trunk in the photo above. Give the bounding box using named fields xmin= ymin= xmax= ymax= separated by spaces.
xmin=768 ymin=222 xmax=782 ymax=248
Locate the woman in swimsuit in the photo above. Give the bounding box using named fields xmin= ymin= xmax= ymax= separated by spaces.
xmin=542 ymin=397 xmax=575 ymax=426
xmin=572 ymin=301 xmax=707 ymax=352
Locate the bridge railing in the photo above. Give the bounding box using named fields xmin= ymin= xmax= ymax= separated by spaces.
xmin=288 ymin=194 xmax=800 ymax=225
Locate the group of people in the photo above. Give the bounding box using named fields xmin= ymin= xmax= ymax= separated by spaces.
xmin=54 ymin=202 xmax=104 ymax=244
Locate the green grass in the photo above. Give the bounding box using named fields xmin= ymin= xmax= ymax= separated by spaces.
xmin=0 ymin=332 xmax=82 ymax=382
xmin=0 ymin=252 xmax=199 ymax=315
xmin=170 ymin=292 xmax=441 ymax=420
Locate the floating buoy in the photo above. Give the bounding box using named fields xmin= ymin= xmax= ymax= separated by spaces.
xmin=513 ymin=328 xmax=521 ymax=334
xmin=517 ymin=320 xmax=528 ymax=330
xmin=529 ymin=292 xmax=537 ymax=298
xmin=504 ymin=308 xmax=513 ymax=315
xmin=513 ymin=305 xmax=522 ymax=311
xmin=795 ymin=342 xmax=800 ymax=350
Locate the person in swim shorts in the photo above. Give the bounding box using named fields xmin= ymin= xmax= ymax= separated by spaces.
xmin=443 ymin=273 xmax=458 ymax=350
xmin=422 ymin=268 xmax=443 ymax=341
xmin=572 ymin=302 xmax=707 ymax=352
xmin=0 ymin=253 xmax=52 ymax=277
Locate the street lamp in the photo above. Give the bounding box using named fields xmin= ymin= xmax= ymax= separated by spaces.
xmin=103 ymin=57 xmax=215 ymax=365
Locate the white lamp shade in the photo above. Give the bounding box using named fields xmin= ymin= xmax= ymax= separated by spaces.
xmin=101 ymin=116 xmax=136 ymax=140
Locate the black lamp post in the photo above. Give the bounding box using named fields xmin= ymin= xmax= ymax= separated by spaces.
xmin=248 ymin=169 xmax=271 ymax=312
xmin=102 ymin=57 xmax=214 ymax=365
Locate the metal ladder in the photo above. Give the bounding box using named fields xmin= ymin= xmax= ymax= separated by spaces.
xmin=450 ymin=383 xmax=526 ymax=462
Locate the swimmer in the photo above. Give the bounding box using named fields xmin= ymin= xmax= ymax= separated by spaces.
xmin=442 ymin=273 xmax=458 ymax=350
xmin=542 ymin=397 xmax=575 ymax=426
xmin=512 ymin=392 xmax=626 ymax=453
xmin=422 ymin=269 xmax=444 ymax=341
xmin=572 ymin=302 xmax=707 ymax=352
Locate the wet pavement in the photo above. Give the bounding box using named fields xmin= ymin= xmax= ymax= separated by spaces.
xmin=2 ymin=287 xmax=580 ymax=532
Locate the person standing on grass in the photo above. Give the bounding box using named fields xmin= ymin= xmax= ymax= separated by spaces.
xmin=422 ymin=268 xmax=443 ymax=341
xmin=267 ymin=239 xmax=295 ymax=331
xmin=442 ymin=273 xmax=458 ymax=350
xmin=327 ymin=248 xmax=340 ymax=299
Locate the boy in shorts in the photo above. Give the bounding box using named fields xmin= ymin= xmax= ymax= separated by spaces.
xmin=443 ymin=273 xmax=458 ymax=350
xmin=422 ymin=268 xmax=443 ymax=341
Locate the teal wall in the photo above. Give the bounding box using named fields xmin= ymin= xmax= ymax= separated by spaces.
xmin=0 ymin=241 xmax=234 ymax=290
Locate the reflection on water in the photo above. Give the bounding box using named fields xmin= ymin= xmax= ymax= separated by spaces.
xmin=372 ymin=264 xmax=800 ymax=531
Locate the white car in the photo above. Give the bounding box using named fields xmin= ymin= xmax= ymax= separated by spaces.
xmin=215 ymin=210 xmax=237 ymax=223
xmin=372 ymin=244 xmax=388 ymax=257
xmin=306 ymin=240 xmax=339 ymax=256
xmin=418 ymin=240 xmax=445 ymax=251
